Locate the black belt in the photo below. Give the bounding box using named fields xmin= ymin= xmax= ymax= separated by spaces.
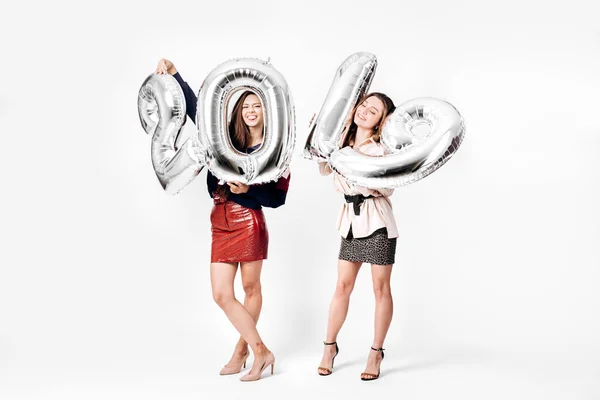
xmin=344 ymin=194 xmax=374 ymax=216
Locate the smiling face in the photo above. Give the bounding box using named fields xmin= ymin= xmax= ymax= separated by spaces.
xmin=353 ymin=96 xmax=385 ymax=130
xmin=242 ymin=94 xmax=263 ymax=128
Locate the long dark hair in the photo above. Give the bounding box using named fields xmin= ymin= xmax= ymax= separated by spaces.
xmin=215 ymin=91 xmax=263 ymax=199
xmin=341 ymin=92 xmax=395 ymax=148
xmin=228 ymin=90 xmax=261 ymax=151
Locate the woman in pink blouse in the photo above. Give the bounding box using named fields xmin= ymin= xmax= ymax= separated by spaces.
xmin=317 ymin=93 xmax=398 ymax=381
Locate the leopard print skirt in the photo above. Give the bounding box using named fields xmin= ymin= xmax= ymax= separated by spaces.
xmin=339 ymin=226 xmax=397 ymax=265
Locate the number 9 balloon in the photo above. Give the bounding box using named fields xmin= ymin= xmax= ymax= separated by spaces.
xmin=329 ymin=97 xmax=465 ymax=189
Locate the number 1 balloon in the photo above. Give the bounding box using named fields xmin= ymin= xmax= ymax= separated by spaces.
xmin=303 ymin=52 xmax=377 ymax=160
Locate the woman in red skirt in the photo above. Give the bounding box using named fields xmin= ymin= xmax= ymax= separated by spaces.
xmin=156 ymin=59 xmax=290 ymax=382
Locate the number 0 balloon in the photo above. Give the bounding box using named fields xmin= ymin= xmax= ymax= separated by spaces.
xmin=196 ymin=58 xmax=295 ymax=184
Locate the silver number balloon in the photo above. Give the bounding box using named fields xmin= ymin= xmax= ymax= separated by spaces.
xmin=137 ymin=73 xmax=204 ymax=194
xmin=196 ymin=58 xmax=295 ymax=184
xmin=303 ymin=52 xmax=377 ymax=160
xmin=329 ymin=97 xmax=465 ymax=189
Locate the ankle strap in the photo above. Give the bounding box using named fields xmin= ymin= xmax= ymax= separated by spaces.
xmin=323 ymin=341 xmax=337 ymax=346
xmin=371 ymin=346 xmax=385 ymax=351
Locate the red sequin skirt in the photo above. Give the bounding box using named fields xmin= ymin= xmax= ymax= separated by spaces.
xmin=210 ymin=198 xmax=269 ymax=263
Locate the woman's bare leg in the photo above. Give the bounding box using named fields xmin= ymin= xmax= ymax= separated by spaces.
xmin=211 ymin=262 xmax=271 ymax=366
xmin=318 ymin=259 xmax=361 ymax=374
xmin=362 ymin=263 xmax=393 ymax=379
xmin=221 ymin=260 xmax=264 ymax=371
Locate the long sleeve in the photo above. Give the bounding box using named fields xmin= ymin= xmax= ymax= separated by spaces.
xmin=207 ymin=169 xmax=291 ymax=209
xmin=172 ymin=72 xmax=213 ymax=197
xmin=206 ymin=170 xmax=218 ymax=198
xmin=173 ymin=72 xmax=197 ymax=122
xmin=375 ymin=187 xmax=394 ymax=197
xmin=246 ymin=171 xmax=291 ymax=208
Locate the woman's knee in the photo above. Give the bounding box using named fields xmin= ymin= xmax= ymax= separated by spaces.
xmin=335 ymin=279 xmax=355 ymax=297
xmin=212 ymin=289 xmax=234 ymax=307
xmin=242 ymin=281 xmax=262 ymax=297
xmin=372 ymin=282 xmax=391 ymax=300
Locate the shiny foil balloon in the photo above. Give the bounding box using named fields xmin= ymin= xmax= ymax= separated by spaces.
xmin=137 ymin=73 xmax=204 ymax=194
xmin=303 ymin=52 xmax=377 ymax=160
xmin=196 ymin=58 xmax=295 ymax=184
xmin=329 ymin=97 xmax=465 ymax=189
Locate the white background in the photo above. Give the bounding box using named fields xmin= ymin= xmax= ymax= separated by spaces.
xmin=1 ymin=0 xmax=599 ymax=399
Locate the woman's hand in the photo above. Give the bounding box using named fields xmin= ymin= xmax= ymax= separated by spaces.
xmin=187 ymin=137 xmax=203 ymax=165
xmin=227 ymin=181 xmax=249 ymax=194
xmin=318 ymin=161 xmax=333 ymax=176
xmin=155 ymin=58 xmax=177 ymax=75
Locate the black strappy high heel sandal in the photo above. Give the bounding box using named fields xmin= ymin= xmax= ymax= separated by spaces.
xmin=361 ymin=347 xmax=385 ymax=381
xmin=317 ymin=341 xmax=339 ymax=376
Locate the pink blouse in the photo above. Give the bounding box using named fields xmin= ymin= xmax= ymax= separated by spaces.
xmin=319 ymin=137 xmax=399 ymax=239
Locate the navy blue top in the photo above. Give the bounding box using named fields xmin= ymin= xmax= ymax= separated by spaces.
xmin=173 ymin=72 xmax=290 ymax=210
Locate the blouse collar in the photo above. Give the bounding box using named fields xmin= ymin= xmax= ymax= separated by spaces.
xmin=246 ymin=143 xmax=262 ymax=154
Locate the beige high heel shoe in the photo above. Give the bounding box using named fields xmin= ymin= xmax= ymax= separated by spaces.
xmin=219 ymin=351 xmax=250 ymax=375
xmin=239 ymin=351 xmax=275 ymax=382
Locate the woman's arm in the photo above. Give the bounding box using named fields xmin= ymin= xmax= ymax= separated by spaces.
xmin=156 ymin=58 xmax=197 ymax=121
xmin=172 ymin=72 xmax=197 ymax=122
xmin=375 ymin=187 xmax=394 ymax=197
xmin=206 ymin=170 xmax=218 ymax=198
